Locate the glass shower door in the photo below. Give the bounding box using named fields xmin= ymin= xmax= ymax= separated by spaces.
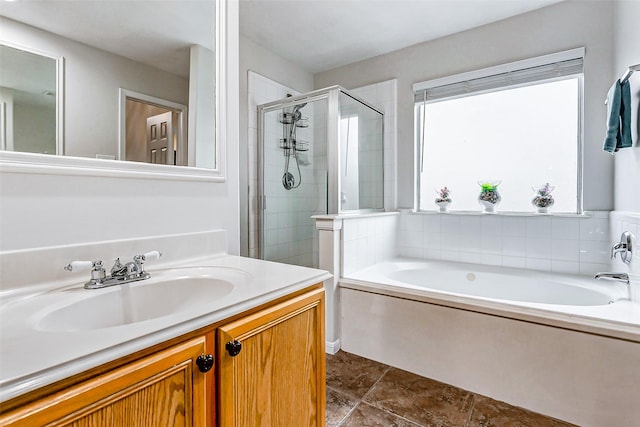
xmin=338 ymin=92 xmax=384 ymax=212
xmin=260 ymin=98 xmax=328 ymax=268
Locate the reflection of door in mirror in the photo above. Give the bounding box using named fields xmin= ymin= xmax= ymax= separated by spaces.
xmin=0 ymin=44 xmax=59 ymax=155
xmin=122 ymin=92 xmax=186 ymax=166
xmin=147 ymin=112 xmax=173 ymax=165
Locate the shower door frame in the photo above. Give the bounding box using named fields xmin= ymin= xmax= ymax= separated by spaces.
xmin=256 ymin=85 xmax=384 ymax=261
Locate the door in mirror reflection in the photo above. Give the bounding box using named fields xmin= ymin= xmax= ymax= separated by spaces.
xmin=147 ymin=112 xmax=173 ymax=165
xmin=124 ymin=98 xmax=184 ymax=166
xmin=121 ymin=88 xmax=188 ymax=166
xmin=0 ymin=44 xmax=58 ymax=155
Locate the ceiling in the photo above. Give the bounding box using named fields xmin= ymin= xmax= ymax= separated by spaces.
xmin=240 ymin=0 xmax=564 ymax=74
xmin=0 ymin=0 xmax=215 ymax=78
xmin=0 ymin=0 xmax=563 ymax=79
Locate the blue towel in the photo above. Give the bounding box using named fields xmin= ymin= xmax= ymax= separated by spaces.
xmin=620 ymin=80 xmax=632 ymax=149
xmin=603 ymin=79 xmax=633 ymax=153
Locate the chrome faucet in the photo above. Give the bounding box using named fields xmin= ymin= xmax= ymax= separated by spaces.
xmin=611 ymin=231 xmax=633 ymax=264
xmin=594 ymin=272 xmax=630 ymax=286
xmin=65 ymin=251 xmax=162 ymax=289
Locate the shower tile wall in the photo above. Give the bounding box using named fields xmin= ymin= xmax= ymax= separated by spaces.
xmin=248 ymin=71 xmax=320 ymax=267
xmin=263 ymin=102 xmax=321 ymax=267
xmin=341 ymin=211 xmax=611 ymax=276
xmin=349 ymin=80 xmax=397 ymax=211
xmin=248 ymin=72 xmax=299 ymax=261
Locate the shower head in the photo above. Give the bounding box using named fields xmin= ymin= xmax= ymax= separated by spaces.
xmin=293 ymin=102 xmax=307 ymax=113
xmin=292 ymin=102 xmax=307 ymax=119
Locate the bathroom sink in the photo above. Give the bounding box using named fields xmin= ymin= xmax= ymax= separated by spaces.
xmin=35 ymin=266 xmax=250 ymax=332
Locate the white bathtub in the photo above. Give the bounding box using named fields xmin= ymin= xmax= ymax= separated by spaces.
xmin=339 ymin=258 xmax=640 ymax=427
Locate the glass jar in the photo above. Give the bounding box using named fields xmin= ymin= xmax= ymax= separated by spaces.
xmin=531 ymin=184 xmax=555 ymax=213
xmin=478 ymin=180 xmax=501 ymax=213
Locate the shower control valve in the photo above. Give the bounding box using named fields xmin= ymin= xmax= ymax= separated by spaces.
xmin=611 ymin=231 xmax=633 ymax=264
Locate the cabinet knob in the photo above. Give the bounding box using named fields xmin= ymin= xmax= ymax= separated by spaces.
xmin=196 ymin=354 xmax=214 ymax=372
xmin=225 ymin=340 xmax=242 ymax=357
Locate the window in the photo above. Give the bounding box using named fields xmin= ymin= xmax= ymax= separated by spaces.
xmin=414 ymin=49 xmax=584 ymax=213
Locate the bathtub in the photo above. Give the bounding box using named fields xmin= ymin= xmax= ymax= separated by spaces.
xmin=339 ymin=258 xmax=640 ymax=427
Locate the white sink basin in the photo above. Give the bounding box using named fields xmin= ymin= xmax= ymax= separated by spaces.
xmin=35 ymin=266 xmax=250 ymax=332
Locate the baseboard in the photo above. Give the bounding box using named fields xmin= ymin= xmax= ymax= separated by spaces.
xmin=325 ymin=339 xmax=341 ymax=355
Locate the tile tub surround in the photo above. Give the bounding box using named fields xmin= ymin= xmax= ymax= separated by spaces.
xmin=326 ymin=351 xmax=575 ymax=427
xmin=340 ymin=213 xmax=400 ymax=275
xmin=395 ymin=210 xmax=611 ymax=276
xmin=610 ymin=211 xmax=640 ymax=302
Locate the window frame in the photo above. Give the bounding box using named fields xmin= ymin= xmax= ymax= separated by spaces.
xmin=413 ymin=48 xmax=585 ymax=215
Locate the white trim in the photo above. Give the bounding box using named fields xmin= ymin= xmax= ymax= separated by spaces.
xmin=412 ymin=47 xmax=585 ymax=92
xmin=0 ymin=3 xmax=227 ymax=182
xmin=0 ymin=41 xmax=65 ymax=156
xmin=213 ymin=0 xmax=227 ymax=180
xmin=0 ymin=102 xmax=6 ymax=151
xmin=55 ymin=56 xmax=64 ymax=156
xmin=325 ymin=339 xmax=341 ymax=355
xmin=0 ymin=151 xmax=223 ymax=182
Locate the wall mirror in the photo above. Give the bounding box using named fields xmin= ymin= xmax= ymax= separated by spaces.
xmin=0 ymin=43 xmax=63 ymax=156
xmin=0 ymin=0 xmax=225 ymax=180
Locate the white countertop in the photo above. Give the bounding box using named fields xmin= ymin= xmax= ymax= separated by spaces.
xmin=0 ymin=254 xmax=331 ymax=403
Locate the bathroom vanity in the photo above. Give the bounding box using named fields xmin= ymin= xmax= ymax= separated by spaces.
xmin=0 ymin=232 xmax=330 ymax=427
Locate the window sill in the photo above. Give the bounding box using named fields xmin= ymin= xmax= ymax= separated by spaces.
xmin=410 ymin=209 xmax=593 ymax=218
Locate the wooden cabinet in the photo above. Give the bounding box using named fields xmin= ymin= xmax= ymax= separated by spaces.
xmin=217 ymin=288 xmax=325 ymax=427
xmin=0 ymin=285 xmax=324 ymax=427
xmin=0 ymin=336 xmax=212 ymax=427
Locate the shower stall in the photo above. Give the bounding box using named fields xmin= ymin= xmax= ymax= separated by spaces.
xmin=257 ymin=85 xmax=384 ymax=268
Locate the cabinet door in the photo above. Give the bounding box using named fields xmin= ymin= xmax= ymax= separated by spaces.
xmin=218 ymin=288 xmax=325 ymax=427
xmin=0 ymin=336 xmax=212 ymax=427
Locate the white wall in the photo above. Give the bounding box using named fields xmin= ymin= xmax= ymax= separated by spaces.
xmin=239 ymin=35 xmax=313 ymax=256
xmin=613 ymin=0 xmax=640 ymax=212
xmin=314 ymin=1 xmax=616 ymax=211
xmin=0 ymin=2 xmax=240 ymax=254
xmin=1 ymin=17 xmax=188 ymax=159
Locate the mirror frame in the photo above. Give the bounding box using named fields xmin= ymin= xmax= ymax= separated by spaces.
xmin=0 ymin=40 xmax=64 ymax=156
xmin=0 ymin=0 xmax=226 ymax=182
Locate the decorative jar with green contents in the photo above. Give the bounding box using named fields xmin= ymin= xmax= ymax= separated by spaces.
xmin=478 ymin=180 xmax=501 ymax=213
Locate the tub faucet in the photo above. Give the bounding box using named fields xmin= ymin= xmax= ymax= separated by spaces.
xmin=594 ymin=272 xmax=630 ymax=286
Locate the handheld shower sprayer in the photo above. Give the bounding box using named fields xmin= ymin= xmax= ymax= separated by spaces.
xmin=282 ymin=102 xmax=308 ymax=190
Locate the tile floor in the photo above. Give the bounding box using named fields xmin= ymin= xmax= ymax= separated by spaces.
xmin=326 ymin=351 xmax=576 ymax=427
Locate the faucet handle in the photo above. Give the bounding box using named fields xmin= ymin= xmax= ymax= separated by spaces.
xmin=142 ymin=250 xmax=162 ymax=261
xmin=133 ymin=250 xmax=162 ymax=264
xmin=65 ymin=260 xmax=107 ymax=284
xmin=133 ymin=250 xmax=162 ymax=274
xmin=64 ymin=260 xmax=101 ymax=272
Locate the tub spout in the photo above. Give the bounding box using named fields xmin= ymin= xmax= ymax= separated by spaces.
xmin=594 ymin=272 xmax=630 ymax=285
